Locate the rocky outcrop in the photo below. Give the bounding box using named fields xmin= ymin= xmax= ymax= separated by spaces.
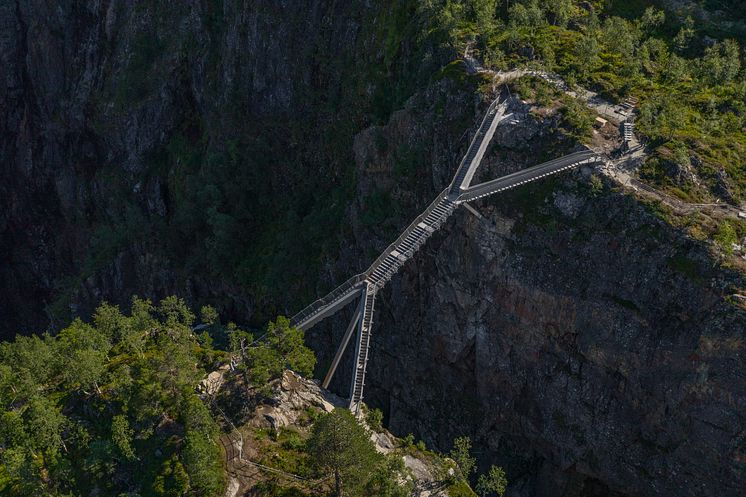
xmin=251 ymin=370 xmax=339 ymax=432
xmin=217 ymin=369 xmax=450 ymax=497
xmin=309 ymin=96 xmax=746 ymax=497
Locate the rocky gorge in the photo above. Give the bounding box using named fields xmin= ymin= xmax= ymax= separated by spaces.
xmin=308 ymin=88 xmax=746 ymax=496
xmin=1 ymin=1 xmax=745 ymax=497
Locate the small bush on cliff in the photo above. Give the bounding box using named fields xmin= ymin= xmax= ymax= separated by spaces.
xmin=365 ymin=407 xmax=384 ymax=431
xmin=476 ymin=466 xmax=508 ymax=497
xmin=450 ymin=436 xmax=477 ymax=479
xmin=449 ymin=436 xmax=509 ymax=496
xmin=714 ymin=221 xmax=738 ymax=256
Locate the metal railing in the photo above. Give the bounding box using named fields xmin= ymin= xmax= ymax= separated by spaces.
xmin=457 ymin=151 xmax=605 ymax=202
xmin=290 ymin=273 xmax=366 ymax=328
xmin=290 ymin=187 xmax=455 ymax=329
xmin=289 ymin=189 xmax=453 ymax=328
xmin=448 ymin=98 xmax=502 ymax=195
xmin=364 ymin=188 xmax=451 ymax=283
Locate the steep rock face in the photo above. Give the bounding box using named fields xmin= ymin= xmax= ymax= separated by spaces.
xmin=316 ymin=102 xmax=746 ymax=497
xmin=0 ymin=0 xmax=441 ymax=335
xmin=370 ymin=198 xmax=745 ymax=497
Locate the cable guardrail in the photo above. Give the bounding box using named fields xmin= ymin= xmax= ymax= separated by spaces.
xmin=290 ymin=273 xmax=366 ymax=327
xmin=448 ymin=98 xmax=502 ymax=195
xmin=216 ymin=405 xmax=334 ymax=489
xmin=363 ymin=188 xmax=451 ymax=283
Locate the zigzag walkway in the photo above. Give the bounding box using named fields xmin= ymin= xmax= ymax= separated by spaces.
xmin=289 ymin=96 xmax=606 ymax=412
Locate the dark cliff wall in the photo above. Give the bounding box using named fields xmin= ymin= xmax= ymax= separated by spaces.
xmin=306 ymin=94 xmax=746 ymax=497
xmin=0 ymin=0 xmax=442 ymax=335
xmin=368 ymin=191 xmax=745 ymax=497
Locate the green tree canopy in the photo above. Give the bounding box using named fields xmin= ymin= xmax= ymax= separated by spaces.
xmin=307 ymin=409 xmax=382 ymax=497
xmin=245 ymin=316 xmax=316 ymax=388
xmin=450 ymin=436 xmax=476 ymax=480
xmin=0 ymin=296 xmax=230 ymax=497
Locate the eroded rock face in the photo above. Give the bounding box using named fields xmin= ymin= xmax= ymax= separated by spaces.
xmin=368 ymin=197 xmax=745 ymax=497
xmin=249 ymin=370 xmax=339 ymax=432
xmin=0 ymin=0 xmax=448 ymax=335
xmin=320 ymin=103 xmax=746 ymax=497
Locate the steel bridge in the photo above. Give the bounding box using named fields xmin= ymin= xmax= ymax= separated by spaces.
xmin=290 ymin=97 xmax=605 ymax=413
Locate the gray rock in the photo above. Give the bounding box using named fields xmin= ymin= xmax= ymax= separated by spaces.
xmin=309 ymin=97 xmax=746 ymax=497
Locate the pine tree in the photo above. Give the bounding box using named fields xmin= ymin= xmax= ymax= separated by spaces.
xmin=307 ymin=409 xmax=382 ymax=497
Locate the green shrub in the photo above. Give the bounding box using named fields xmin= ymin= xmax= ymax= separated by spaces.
xmin=589 ymin=175 xmax=604 ymax=196
xmin=714 ymin=221 xmax=738 ymax=255
xmin=279 ymin=429 xmax=306 ymax=452
xmin=559 ymin=97 xmax=594 ymax=140
xmin=448 ymin=478 xmax=478 ymax=497
xmin=366 ymin=408 xmax=384 ymax=431
xmin=450 ymin=436 xmax=476 ymax=479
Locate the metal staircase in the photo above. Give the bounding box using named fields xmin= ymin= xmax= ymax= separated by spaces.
xmin=287 ymin=91 xmax=608 ymax=413
xmin=449 ymin=99 xmax=508 ymax=195
xmin=291 ymin=99 xmax=509 ymax=332
xmin=291 ymin=275 xmax=365 ymax=331
xmin=364 ymin=190 xmax=456 ymax=290
xmin=623 ymin=121 xmax=634 ymax=143
xmin=349 ymin=284 xmax=376 ymax=413
xmin=290 ymin=192 xmax=458 ymax=330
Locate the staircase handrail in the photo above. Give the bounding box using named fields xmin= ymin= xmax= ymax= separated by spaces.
xmin=457 ymin=150 xmax=600 ymax=202
xmin=363 ymin=188 xmax=450 ymax=281
xmin=448 ymin=98 xmax=501 ymax=194
xmin=290 ymin=273 xmax=366 ymax=327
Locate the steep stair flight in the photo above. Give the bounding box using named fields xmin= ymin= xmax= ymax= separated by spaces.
xmin=289 ymin=94 xmax=606 ymax=412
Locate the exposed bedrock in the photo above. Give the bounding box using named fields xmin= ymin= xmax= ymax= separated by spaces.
xmin=309 ymin=97 xmax=746 ymax=497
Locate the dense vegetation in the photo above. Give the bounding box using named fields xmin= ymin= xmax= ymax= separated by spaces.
xmin=1 ymin=296 xmax=504 ymax=497
xmin=307 ymin=409 xmax=410 ymax=497
xmin=308 ymin=412 xmax=506 ymax=497
xmin=419 ymin=0 xmax=746 ymax=204
xmin=0 ymin=298 xmax=314 ymax=497
xmin=245 ymin=404 xmax=508 ymax=497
